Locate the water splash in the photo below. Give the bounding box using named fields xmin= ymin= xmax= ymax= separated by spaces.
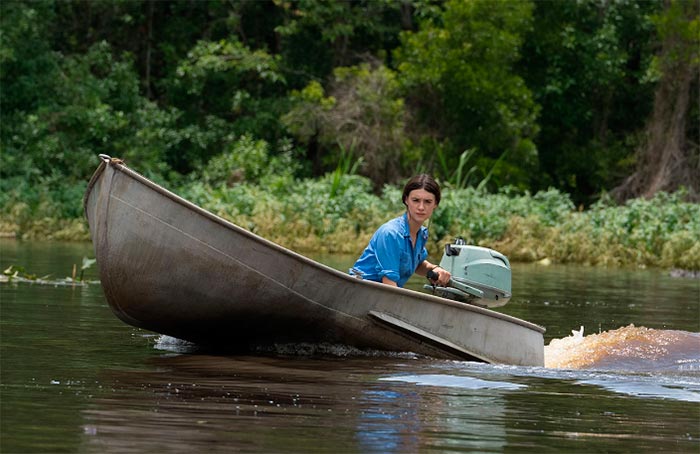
xmin=545 ymin=324 xmax=700 ymax=372
xmin=154 ymin=335 xmax=199 ymax=353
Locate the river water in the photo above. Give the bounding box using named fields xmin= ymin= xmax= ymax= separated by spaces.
xmin=1 ymin=239 xmax=698 ymax=453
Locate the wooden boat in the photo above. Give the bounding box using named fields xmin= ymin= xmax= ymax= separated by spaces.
xmin=84 ymin=155 xmax=545 ymax=366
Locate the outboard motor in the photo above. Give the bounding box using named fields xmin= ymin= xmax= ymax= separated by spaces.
xmin=425 ymin=238 xmax=512 ymax=308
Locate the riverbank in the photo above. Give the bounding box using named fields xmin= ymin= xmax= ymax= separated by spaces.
xmin=2 ymin=183 xmax=698 ymax=271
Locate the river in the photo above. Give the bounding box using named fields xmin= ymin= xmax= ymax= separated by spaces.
xmin=1 ymin=239 xmax=698 ymax=453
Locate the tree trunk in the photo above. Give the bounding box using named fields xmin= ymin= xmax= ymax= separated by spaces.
xmin=612 ymin=1 xmax=699 ymax=202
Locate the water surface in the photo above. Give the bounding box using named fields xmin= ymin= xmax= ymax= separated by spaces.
xmin=1 ymin=240 xmax=698 ymax=452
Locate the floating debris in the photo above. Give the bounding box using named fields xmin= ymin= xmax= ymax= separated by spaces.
xmin=2 ymin=261 xmax=100 ymax=286
xmin=669 ymin=269 xmax=700 ymax=279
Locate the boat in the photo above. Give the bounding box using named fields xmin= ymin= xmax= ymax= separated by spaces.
xmin=84 ymin=155 xmax=545 ymax=366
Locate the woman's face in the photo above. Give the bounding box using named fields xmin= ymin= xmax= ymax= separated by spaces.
xmin=405 ymin=188 xmax=437 ymax=224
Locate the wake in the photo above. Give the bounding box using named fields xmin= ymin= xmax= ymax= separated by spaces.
xmin=545 ymin=324 xmax=700 ymax=373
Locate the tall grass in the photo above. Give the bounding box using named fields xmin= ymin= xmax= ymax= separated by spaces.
xmin=488 ymin=190 xmax=700 ymax=269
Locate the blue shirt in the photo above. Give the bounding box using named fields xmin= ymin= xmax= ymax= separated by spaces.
xmin=350 ymin=213 xmax=429 ymax=287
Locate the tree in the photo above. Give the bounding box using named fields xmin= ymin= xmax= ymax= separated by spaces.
xmin=521 ymin=0 xmax=662 ymax=204
xmin=0 ymin=1 xmax=57 ymax=121
xmin=283 ymin=62 xmax=407 ymax=187
xmin=612 ymin=0 xmax=700 ymax=202
xmin=274 ymin=0 xmax=407 ymax=84
xmin=395 ymin=0 xmax=539 ymax=189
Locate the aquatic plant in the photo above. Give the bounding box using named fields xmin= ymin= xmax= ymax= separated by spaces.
xmin=75 ymin=257 xmax=97 ymax=282
xmin=2 ymin=258 xmax=98 ymax=285
xmin=3 ymin=265 xmax=41 ymax=282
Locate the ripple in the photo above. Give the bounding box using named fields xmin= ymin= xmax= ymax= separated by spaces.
xmin=378 ymin=374 xmax=526 ymax=390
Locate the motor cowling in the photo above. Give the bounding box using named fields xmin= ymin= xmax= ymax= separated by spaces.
xmin=426 ymin=239 xmax=512 ymax=308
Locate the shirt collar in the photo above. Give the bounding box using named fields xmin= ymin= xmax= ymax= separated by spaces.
xmin=401 ymin=212 xmax=429 ymax=241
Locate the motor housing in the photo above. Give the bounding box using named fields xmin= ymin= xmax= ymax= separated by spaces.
xmin=426 ymin=239 xmax=512 ymax=308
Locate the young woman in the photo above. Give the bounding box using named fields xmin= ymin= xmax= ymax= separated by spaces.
xmin=350 ymin=174 xmax=451 ymax=287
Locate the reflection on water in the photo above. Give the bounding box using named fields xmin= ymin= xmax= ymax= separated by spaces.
xmin=380 ymin=374 xmax=525 ymax=390
xmin=152 ymin=333 xmax=700 ymax=405
xmin=1 ymin=240 xmax=699 ymax=453
xmin=578 ymin=376 xmax=700 ymax=403
xmin=74 ymin=351 xmax=700 ymax=453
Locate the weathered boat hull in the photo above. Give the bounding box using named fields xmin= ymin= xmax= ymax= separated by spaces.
xmin=84 ymin=157 xmax=545 ymax=366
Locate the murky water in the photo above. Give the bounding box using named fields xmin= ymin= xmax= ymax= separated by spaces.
xmin=1 ymin=240 xmax=699 ymax=453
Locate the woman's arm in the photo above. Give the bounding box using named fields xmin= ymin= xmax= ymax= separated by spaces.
xmin=381 ymin=276 xmax=399 ymax=287
xmin=416 ymin=260 xmax=451 ymax=286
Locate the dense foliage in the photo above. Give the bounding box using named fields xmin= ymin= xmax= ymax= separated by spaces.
xmin=170 ymin=175 xmax=700 ymax=270
xmin=1 ymin=0 xmax=698 ymax=269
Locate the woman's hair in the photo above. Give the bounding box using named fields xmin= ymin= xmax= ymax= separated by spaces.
xmin=402 ymin=174 xmax=441 ymax=206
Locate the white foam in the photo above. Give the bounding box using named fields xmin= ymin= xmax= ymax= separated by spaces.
xmin=379 ymin=374 xmax=526 ymax=390
xmin=154 ymin=335 xmax=198 ymax=353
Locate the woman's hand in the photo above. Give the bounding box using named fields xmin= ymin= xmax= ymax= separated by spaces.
xmin=430 ymin=266 xmax=451 ymax=286
xmin=420 ymin=261 xmax=451 ymax=286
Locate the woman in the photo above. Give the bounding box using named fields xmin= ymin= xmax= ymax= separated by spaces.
xmin=350 ymin=174 xmax=451 ymax=287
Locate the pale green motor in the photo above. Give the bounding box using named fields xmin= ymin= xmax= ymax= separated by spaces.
xmin=425 ymin=238 xmax=512 ymax=308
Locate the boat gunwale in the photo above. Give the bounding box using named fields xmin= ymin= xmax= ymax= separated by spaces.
xmin=84 ymin=157 xmax=546 ymax=335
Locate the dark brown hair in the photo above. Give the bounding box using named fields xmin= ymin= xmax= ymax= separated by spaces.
xmin=402 ymin=174 xmax=441 ymax=206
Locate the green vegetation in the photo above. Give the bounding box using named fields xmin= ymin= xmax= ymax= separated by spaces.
xmin=2 ymin=163 xmax=698 ymax=269
xmin=178 ymin=176 xmax=700 ymax=270
xmin=1 ymin=0 xmax=698 ymax=269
